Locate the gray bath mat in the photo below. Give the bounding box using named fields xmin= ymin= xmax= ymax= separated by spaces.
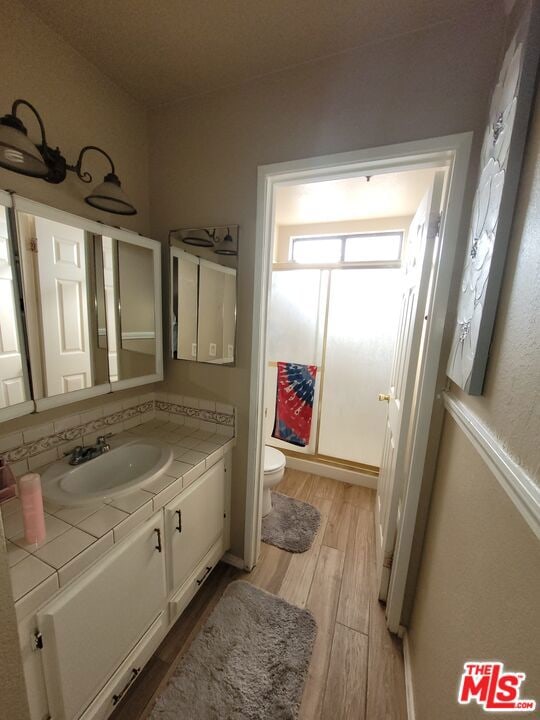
xmin=149 ymin=580 xmax=316 ymax=720
xmin=262 ymin=492 xmax=321 ymax=553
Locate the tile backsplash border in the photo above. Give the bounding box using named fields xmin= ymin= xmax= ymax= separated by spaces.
xmin=155 ymin=400 xmax=235 ymax=427
xmin=0 ymin=393 xmax=235 ymax=478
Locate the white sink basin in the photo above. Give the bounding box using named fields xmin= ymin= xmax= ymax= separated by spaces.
xmin=42 ymin=438 xmax=173 ymax=507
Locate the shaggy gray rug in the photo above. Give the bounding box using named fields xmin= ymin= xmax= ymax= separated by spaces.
xmin=149 ymin=580 xmax=316 ymax=720
xmin=262 ymin=492 xmax=321 ymax=553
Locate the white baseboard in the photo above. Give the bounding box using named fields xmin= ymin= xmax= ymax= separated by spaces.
xmin=284 ymin=455 xmax=377 ymax=489
xmin=402 ymin=633 xmax=416 ymax=720
xmin=222 ymin=552 xmax=245 ymax=570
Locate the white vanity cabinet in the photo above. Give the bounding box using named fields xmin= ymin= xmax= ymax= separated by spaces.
xmin=164 ymin=458 xmax=226 ymax=596
xmin=36 ymin=513 xmax=167 ymax=720
xmin=18 ymin=448 xmax=232 ymax=720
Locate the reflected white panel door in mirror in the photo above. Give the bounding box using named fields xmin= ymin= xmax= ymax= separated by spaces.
xmin=197 ymin=260 xmax=236 ymax=364
xmin=102 ymin=237 xmax=119 ymax=382
xmin=0 ymin=208 xmax=26 ymax=408
xmin=172 ymin=249 xmax=198 ymax=361
xmin=35 ymin=217 xmax=92 ymax=396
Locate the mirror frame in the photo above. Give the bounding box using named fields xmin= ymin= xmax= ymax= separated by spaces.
xmin=12 ymin=195 xmax=163 ymax=411
xmin=0 ymin=190 xmax=34 ymax=422
xmin=109 ymin=230 xmax=163 ymax=391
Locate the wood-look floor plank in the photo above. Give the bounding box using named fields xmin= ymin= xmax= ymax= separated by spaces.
xmin=279 ymin=497 xmax=332 ymax=607
xmin=323 ymin=500 xmax=357 ymax=551
xmin=342 ymin=483 xmax=376 ymax=510
xmin=366 ymin=599 xmax=408 ymax=720
xmin=247 ymin=540 xmax=292 ymax=595
xmin=299 ymin=544 xmax=345 ymax=720
xmin=309 ymin=474 xmax=342 ymax=502
xmin=321 ymin=622 xmax=368 ymax=720
xmin=336 ymin=508 xmax=372 ymax=635
xmin=365 ymin=510 xmax=408 ymax=720
xmin=275 ymin=468 xmax=310 ymax=498
xmin=298 ymin=472 xmax=317 ymax=499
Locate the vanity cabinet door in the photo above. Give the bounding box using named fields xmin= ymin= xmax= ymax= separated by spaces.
xmin=37 ymin=513 xmax=166 ymax=720
xmin=165 ymin=459 xmax=225 ymax=593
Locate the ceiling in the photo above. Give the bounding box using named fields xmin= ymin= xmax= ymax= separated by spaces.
xmin=274 ymin=168 xmax=439 ymax=225
xmin=22 ymin=0 xmax=492 ymax=107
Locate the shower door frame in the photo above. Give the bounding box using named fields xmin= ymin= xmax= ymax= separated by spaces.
xmin=246 ymin=133 xmax=472 ymax=632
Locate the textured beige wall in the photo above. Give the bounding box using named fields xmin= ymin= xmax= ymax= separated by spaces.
xmin=0 ymin=0 xmax=150 ymax=232
xmin=0 ymin=2 xmax=152 ymax=714
xmin=149 ymin=7 xmax=504 ymax=555
xmin=408 ymin=61 xmax=540 ymax=719
xmin=0 ymin=0 xmax=157 ymax=433
xmin=409 ymin=416 xmax=540 ymax=719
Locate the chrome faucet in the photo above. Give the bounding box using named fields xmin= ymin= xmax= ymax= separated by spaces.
xmin=65 ymin=433 xmax=113 ymax=466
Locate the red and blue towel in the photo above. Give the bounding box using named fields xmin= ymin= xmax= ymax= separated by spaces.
xmin=272 ymin=362 xmax=318 ymax=447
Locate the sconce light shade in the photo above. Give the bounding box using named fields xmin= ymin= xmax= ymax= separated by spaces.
xmin=0 ymin=114 xmax=48 ymax=177
xmin=214 ymin=229 xmax=238 ymax=255
xmin=85 ymin=172 xmax=137 ymax=215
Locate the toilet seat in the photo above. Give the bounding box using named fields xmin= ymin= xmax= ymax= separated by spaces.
xmin=264 ymin=446 xmax=285 ymax=473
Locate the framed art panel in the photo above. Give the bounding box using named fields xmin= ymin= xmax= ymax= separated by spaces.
xmin=448 ymin=1 xmax=540 ymax=394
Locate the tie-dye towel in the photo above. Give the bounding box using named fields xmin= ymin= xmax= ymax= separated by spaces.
xmin=272 ymin=362 xmax=318 ymax=447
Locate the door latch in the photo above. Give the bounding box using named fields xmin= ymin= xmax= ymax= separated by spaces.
xmin=32 ymin=631 xmax=43 ymax=650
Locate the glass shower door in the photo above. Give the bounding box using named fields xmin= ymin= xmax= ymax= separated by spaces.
xmin=318 ymin=268 xmax=401 ymax=467
xmin=265 ymin=269 xmax=328 ymax=454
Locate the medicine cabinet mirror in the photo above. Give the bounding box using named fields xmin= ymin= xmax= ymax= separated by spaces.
xmin=0 ymin=190 xmax=33 ymax=422
xmin=13 ymin=196 xmax=162 ymax=411
xmin=169 ymin=225 xmax=238 ymax=366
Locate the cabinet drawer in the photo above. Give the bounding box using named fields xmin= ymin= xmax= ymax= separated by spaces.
xmin=79 ymin=611 xmax=167 ymax=720
xmin=165 ymin=459 xmax=225 ymax=594
xmin=169 ymin=537 xmax=225 ymax=624
xmin=37 ymin=513 xmax=167 ymax=720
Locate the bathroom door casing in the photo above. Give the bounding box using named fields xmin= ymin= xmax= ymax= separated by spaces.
xmin=375 ymin=172 xmax=444 ymax=602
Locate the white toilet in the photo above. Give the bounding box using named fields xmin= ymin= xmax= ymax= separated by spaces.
xmin=263 ymin=445 xmax=286 ymax=516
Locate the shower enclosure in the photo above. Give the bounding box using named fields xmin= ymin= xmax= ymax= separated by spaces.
xmin=265 ymin=261 xmax=401 ymax=471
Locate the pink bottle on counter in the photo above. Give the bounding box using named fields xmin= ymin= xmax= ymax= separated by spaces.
xmin=17 ymin=473 xmax=46 ymax=546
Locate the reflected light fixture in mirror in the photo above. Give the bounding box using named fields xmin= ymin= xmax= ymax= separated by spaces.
xmin=181 ymin=228 xmax=216 ymax=247
xmin=0 ymin=99 xmax=137 ymax=215
xmin=171 ymin=225 xmax=238 ymax=256
xmin=215 ymin=228 xmax=237 ymax=256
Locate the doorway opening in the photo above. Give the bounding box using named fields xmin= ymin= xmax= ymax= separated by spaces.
xmin=264 ymin=169 xmax=441 ymax=482
xmin=247 ymin=135 xmax=472 ymax=631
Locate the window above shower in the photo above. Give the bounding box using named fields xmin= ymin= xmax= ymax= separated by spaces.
xmin=290 ymin=231 xmax=403 ymax=266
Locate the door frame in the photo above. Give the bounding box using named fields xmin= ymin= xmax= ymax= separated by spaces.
xmin=245 ymin=133 xmax=472 ymax=626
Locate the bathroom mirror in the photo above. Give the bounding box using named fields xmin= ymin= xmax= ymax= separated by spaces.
xmin=0 ymin=191 xmax=33 ymax=421
xmin=169 ymin=225 xmax=238 ymax=365
xmin=14 ymin=196 xmax=163 ymax=409
xmin=109 ymin=235 xmax=160 ymax=384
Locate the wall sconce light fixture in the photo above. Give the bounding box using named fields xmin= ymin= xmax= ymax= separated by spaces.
xmin=0 ymin=99 xmax=137 ymax=215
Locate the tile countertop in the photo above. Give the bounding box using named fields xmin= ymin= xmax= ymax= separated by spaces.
xmin=1 ymin=420 xmax=235 ymax=622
